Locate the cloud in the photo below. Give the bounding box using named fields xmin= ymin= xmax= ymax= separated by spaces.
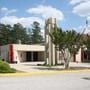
xmin=27 ymin=5 xmax=64 ymax=21
xmin=69 ymin=0 xmax=90 ymax=17
xmin=0 ymin=7 xmax=17 ymax=16
xmin=87 ymin=16 xmax=90 ymax=20
xmin=0 ymin=16 xmax=44 ymax=27
xmin=0 ymin=7 xmax=8 ymax=12
xmin=69 ymin=0 xmax=88 ymax=5
xmin=73 ymin=1 xmax=90 ymax=17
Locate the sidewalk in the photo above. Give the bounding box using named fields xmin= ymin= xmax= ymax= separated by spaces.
xmin=10 ymin=62 xmax=90 ymax=72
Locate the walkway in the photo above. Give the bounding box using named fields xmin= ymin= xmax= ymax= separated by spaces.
xmin=10 ymin=62 xmax=90 ymax=72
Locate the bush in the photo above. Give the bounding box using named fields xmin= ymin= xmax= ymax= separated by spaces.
xmin=0 ymin=61 xmax=16 ymax=73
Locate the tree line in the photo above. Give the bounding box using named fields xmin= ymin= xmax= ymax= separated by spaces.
xmin=0 ymin=21 xmax=43 ymax=45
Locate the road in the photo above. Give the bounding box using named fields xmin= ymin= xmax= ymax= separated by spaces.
xmin=0 ymin=72 xmax=90 ymax=90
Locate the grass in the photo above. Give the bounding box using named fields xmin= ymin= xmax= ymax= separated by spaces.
xmin=0 ymin=60 xmax=16 ymax=73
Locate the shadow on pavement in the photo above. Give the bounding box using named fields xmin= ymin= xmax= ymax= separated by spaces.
xmin=32 ymin=67 xmax=63 ymax=71
xmin=82 ymin=77 xmax=90 ymax=80
xmin=32 ymin=66 xmax=90 ymax=71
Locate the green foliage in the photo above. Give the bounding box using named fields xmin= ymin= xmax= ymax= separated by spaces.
xmin=0 ymin=60 xmax=16 ymax=73
xmin=49 ymin=27 xmax=82 ymax=69
xmin=50 ymin=28 xmax=63 ymax=45
xmin=85 ymin=35 xmax=90 ymax=50
xmin=0 ymin=22 xmax=43 ymax=45
xmin=50 ymin=28 xmax=81 ymax=54
xmin=0 ymin=23 xmax=30 ymax=45
xmin=0 ymin=24 xmax=12 ymax=45
xmin=31 ymin=21 xmax=43 ymax=44
xmin=11 ymin=23 xmax=30 ymax=44
xmin=64 ymin=30 xmax=81 ymax=54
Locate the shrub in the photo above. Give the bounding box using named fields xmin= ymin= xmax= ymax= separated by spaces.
xmin=0 ymin=61 xmax=16 ymax=73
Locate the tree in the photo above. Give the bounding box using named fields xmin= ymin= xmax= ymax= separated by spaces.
xmin=62 ymin=30 xmax=81 ymax=69
xmin=31 ymin=21 xmax=43 ymax=44
xmin=11 ymin=23 xmax=30 ymax=44
xmin=50 ymin=28 xmax=81 ymax=69
xmin=0 ymin=23 xmax=31 ymax=45
xmin=0 ymin=23 xmax=12 ymax=45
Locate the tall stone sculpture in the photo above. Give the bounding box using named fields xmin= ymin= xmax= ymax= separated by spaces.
xmin=45 ymin=18 xmax=57 ymax=65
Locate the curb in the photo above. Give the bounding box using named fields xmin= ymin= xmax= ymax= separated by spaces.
xmin=0 ymin=69 xmax=90 ymax=77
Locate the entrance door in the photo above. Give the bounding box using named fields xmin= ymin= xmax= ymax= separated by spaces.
xmin=33 ymin=52 xmax=38 ymax=61
xmin=26 ymin=52 xmax=32 ymax=61
xmin=26 ymin=52 xmax=38 ymax=61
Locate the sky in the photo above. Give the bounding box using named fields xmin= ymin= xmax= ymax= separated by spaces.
xmin=0 ymin=0 xmax=90 ymax=33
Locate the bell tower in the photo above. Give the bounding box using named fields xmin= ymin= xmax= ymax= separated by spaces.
xmin=45 ymin=18 xmax=57 ymax=65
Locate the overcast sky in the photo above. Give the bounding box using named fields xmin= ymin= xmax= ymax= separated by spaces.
xmin=0 ymin=0 xmax=90 ymax=33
